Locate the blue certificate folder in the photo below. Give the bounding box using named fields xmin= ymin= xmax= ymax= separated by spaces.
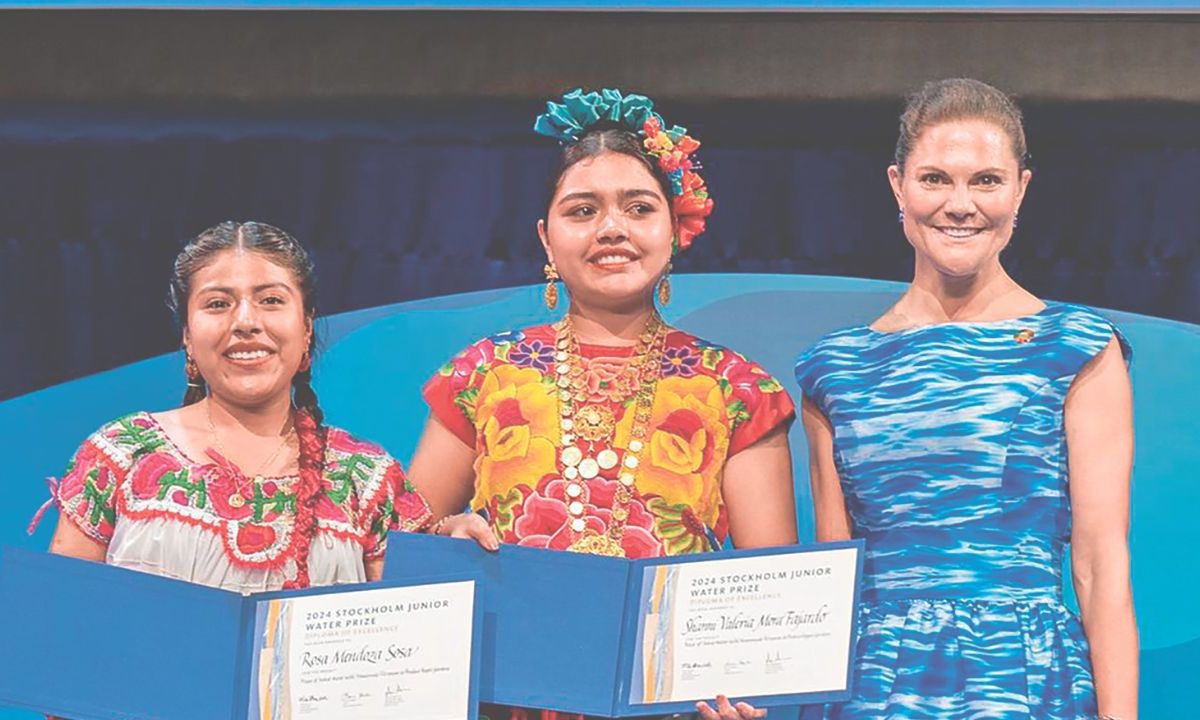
xmin=385 ymin=534 xmax=865 ymax=717
xmin=0 ymin=546 xmax=482 ymax=720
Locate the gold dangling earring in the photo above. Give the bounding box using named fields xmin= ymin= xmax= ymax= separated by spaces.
xmin=657 ymin=263 xmax=672 ymax=306
xmin=544 ymin=263 xmax=559 ymax=311
xmin=185 ymin=352 xmax=202 ymax=387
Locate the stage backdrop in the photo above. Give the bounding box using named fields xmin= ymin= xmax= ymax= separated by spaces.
xmin=2 ymin=274 xmax=1197 ymax=719
xmin=2 ymin=100 xmax=1198 ymax=401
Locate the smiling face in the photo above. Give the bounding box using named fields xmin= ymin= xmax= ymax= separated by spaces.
xmin=539 ymin=151 xmax=675 ymax=313
xmin=888 ymin=118 xmax=1031 ymax=279
xmin=182 ymin=248 xmax=312 ymax=411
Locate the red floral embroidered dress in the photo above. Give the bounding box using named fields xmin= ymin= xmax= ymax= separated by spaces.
xmin=424 ymin=325 xmax=796 ymax=559
xmin=56 ymin=412 xmax=430 ymax=592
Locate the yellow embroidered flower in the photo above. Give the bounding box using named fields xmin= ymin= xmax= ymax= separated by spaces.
xmin=615 ymin=375 xmax=729 ymax=527
xmin=472 ymin=365 xmax=559 ymax=507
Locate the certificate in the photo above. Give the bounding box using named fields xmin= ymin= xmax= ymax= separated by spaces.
xmin=0 ymin=547 xmax=483 ymax=720
xmin=249 ymin=581 xmax=477 ymax=720
xmin=384 ymin=534 xmax=864 ymax=717
xmin=630 ymin=548 xmax=859 ymax=706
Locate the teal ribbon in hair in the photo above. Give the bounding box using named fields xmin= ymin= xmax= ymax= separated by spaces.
xmin=533 ymin=88 xmax=664 ymax=144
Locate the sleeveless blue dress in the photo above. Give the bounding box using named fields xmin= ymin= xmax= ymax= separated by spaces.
xmin=793 ymin=302 xmax=1129 ymax=720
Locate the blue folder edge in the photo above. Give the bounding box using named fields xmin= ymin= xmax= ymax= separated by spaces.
xmin=385 ymin=534 xmax=632 ymax=716
xmin=386 ymin=534 xmax=865 ymax=717
xmin=0 ymin=545 xmax=483 ymax=720
xmin=614 ymin=539 xmax=866 ymax=716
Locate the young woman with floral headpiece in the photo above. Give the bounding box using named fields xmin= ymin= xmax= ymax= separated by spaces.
xmin=408 ymin=89 xmax=798 ymax=720
xmin=40 ymin=222 xmax=431 ymax=594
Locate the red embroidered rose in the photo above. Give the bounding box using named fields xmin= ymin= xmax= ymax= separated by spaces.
xmin=235 ymin=523 xmax=277 ymax=555
xmin=205 ymin=467 xmax=255 ymax=521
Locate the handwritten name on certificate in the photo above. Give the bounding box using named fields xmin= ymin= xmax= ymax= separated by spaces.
xmin=251 ymin=581 xmax=475 ymax=720
xmin=634 ymin=548 xmax=858 ymax=704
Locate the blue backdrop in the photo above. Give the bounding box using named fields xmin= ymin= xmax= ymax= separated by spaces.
xmin=1 ymin=274 xmax=1197 ymax=718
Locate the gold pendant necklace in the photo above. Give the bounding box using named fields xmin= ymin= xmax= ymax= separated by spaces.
xmin=554 ymin=314 xmax=666 ymax=557
xmin=205 ymin=400 xmax=295 ymax=509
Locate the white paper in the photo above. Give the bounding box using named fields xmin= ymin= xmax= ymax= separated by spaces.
xmin=252 ymin=581 xmax=475 ymax=720
xmin=635 ymin=548 xmax=858 ymax=704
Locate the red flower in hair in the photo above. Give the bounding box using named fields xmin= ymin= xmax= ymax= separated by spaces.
xmin=641 ymin=115 xmax=712 ymax=251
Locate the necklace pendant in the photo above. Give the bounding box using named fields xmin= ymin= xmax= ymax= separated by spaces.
xmin=228 ymin=493 xmax=247 ymax=509
xmin=568 ymin=531 xmax=626 ymax=558
xmin=574 ymin=404 xmax=616 ymax=441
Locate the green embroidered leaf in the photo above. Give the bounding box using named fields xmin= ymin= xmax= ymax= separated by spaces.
xmin=82 ymin=469 xmax=117 ymax=527
xmin=115 ymin=417 xmax=165 ymax=453
xmin=726 ymin=399 xmax=751 ymax=429
xmin=492 ymin=487 xmax=524 ymax=536
xmin=718 ymin=377 xmax=733 ymax=397
xmin=756 ymin=378 xmax=784 ymax=393
xmin=325 ymin=454 xmax=377 ymax=505
xmin=454 ymin=386 xmax=480 ymax=424
xmin=701 ymin=348 xmax=723 ymax=371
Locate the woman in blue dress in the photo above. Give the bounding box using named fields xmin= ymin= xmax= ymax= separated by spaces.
xmin=794 ymin=78 xmax=1138 ymax=719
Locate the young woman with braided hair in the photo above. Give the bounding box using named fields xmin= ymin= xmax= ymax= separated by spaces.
xmin=45 ymin=221 xmax=430 ymax=592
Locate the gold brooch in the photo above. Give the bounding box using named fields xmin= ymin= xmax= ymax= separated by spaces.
xmin=573 ymin=403 xmax=616 ymax=441
xmin=1014 ymin=328 xmax=1035 ymax=344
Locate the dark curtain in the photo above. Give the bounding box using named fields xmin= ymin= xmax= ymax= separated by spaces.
xmin=2 ymin=99 xmax=1197 ymax=400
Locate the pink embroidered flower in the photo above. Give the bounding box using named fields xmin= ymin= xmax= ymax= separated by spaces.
xmin=130 ymin=452 xmax=183 ymax=500
xmin=313 ymin=492 xmax=351 ymax=524
xmin=327 ymin=429 xmax=381 ymax=456
xmin=513 ymin=492 xmax=568 ymax=540
xmin=581 ymin=356 xmax=637 ymax=402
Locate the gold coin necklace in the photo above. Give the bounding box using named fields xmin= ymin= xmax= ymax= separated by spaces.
xmin=205 ymin=400 xmax=295 ymax=509
xmin=554 ymin=314 xmax=667 ymax=557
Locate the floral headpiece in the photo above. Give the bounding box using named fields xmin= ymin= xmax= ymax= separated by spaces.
xmin=533 ymin=88 xmax=714 ymax=252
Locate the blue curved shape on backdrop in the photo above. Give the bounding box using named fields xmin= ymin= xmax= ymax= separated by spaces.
xmin=1 ymin=274 xmax=1196 ymax=718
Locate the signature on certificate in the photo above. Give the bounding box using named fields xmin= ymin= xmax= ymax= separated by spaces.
xmin=764 ymin=650 xmax=793 ymax=674
xmin=341 ymin=690 xmax=373 ymax=708
xmin=385 ymin=684 xmax=412 ymax=707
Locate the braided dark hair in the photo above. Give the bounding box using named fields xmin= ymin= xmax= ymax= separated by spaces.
xmin=285 ymin=408 xmax=327 ymax=589
xmin=167 ymin=221 xmax=324 ymax=423
xmin=168 ymin=221 xmax=326 ymax=589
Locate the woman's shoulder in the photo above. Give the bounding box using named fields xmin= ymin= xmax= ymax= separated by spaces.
xmin=793 ymin=324 xmax=874 ymax=366
xmin=1039 ymin=301 xmax=1132 ymax=364
xmin=85 ymin=411 xmax=164 ymax=452
xmin=323 ymin=425 xmax=396 ymax=464
xmin=665 ymin=329 xmax=787 ymax=387
xmin=435 ymin=324 xmax=557 ymax=374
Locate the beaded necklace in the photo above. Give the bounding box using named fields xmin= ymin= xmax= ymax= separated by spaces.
xmin=553 ymin=313 xmax=667 ymax=557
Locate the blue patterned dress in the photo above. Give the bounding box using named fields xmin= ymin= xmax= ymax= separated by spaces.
xmin=793 ymin=302 xmax=1129 ymax=720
